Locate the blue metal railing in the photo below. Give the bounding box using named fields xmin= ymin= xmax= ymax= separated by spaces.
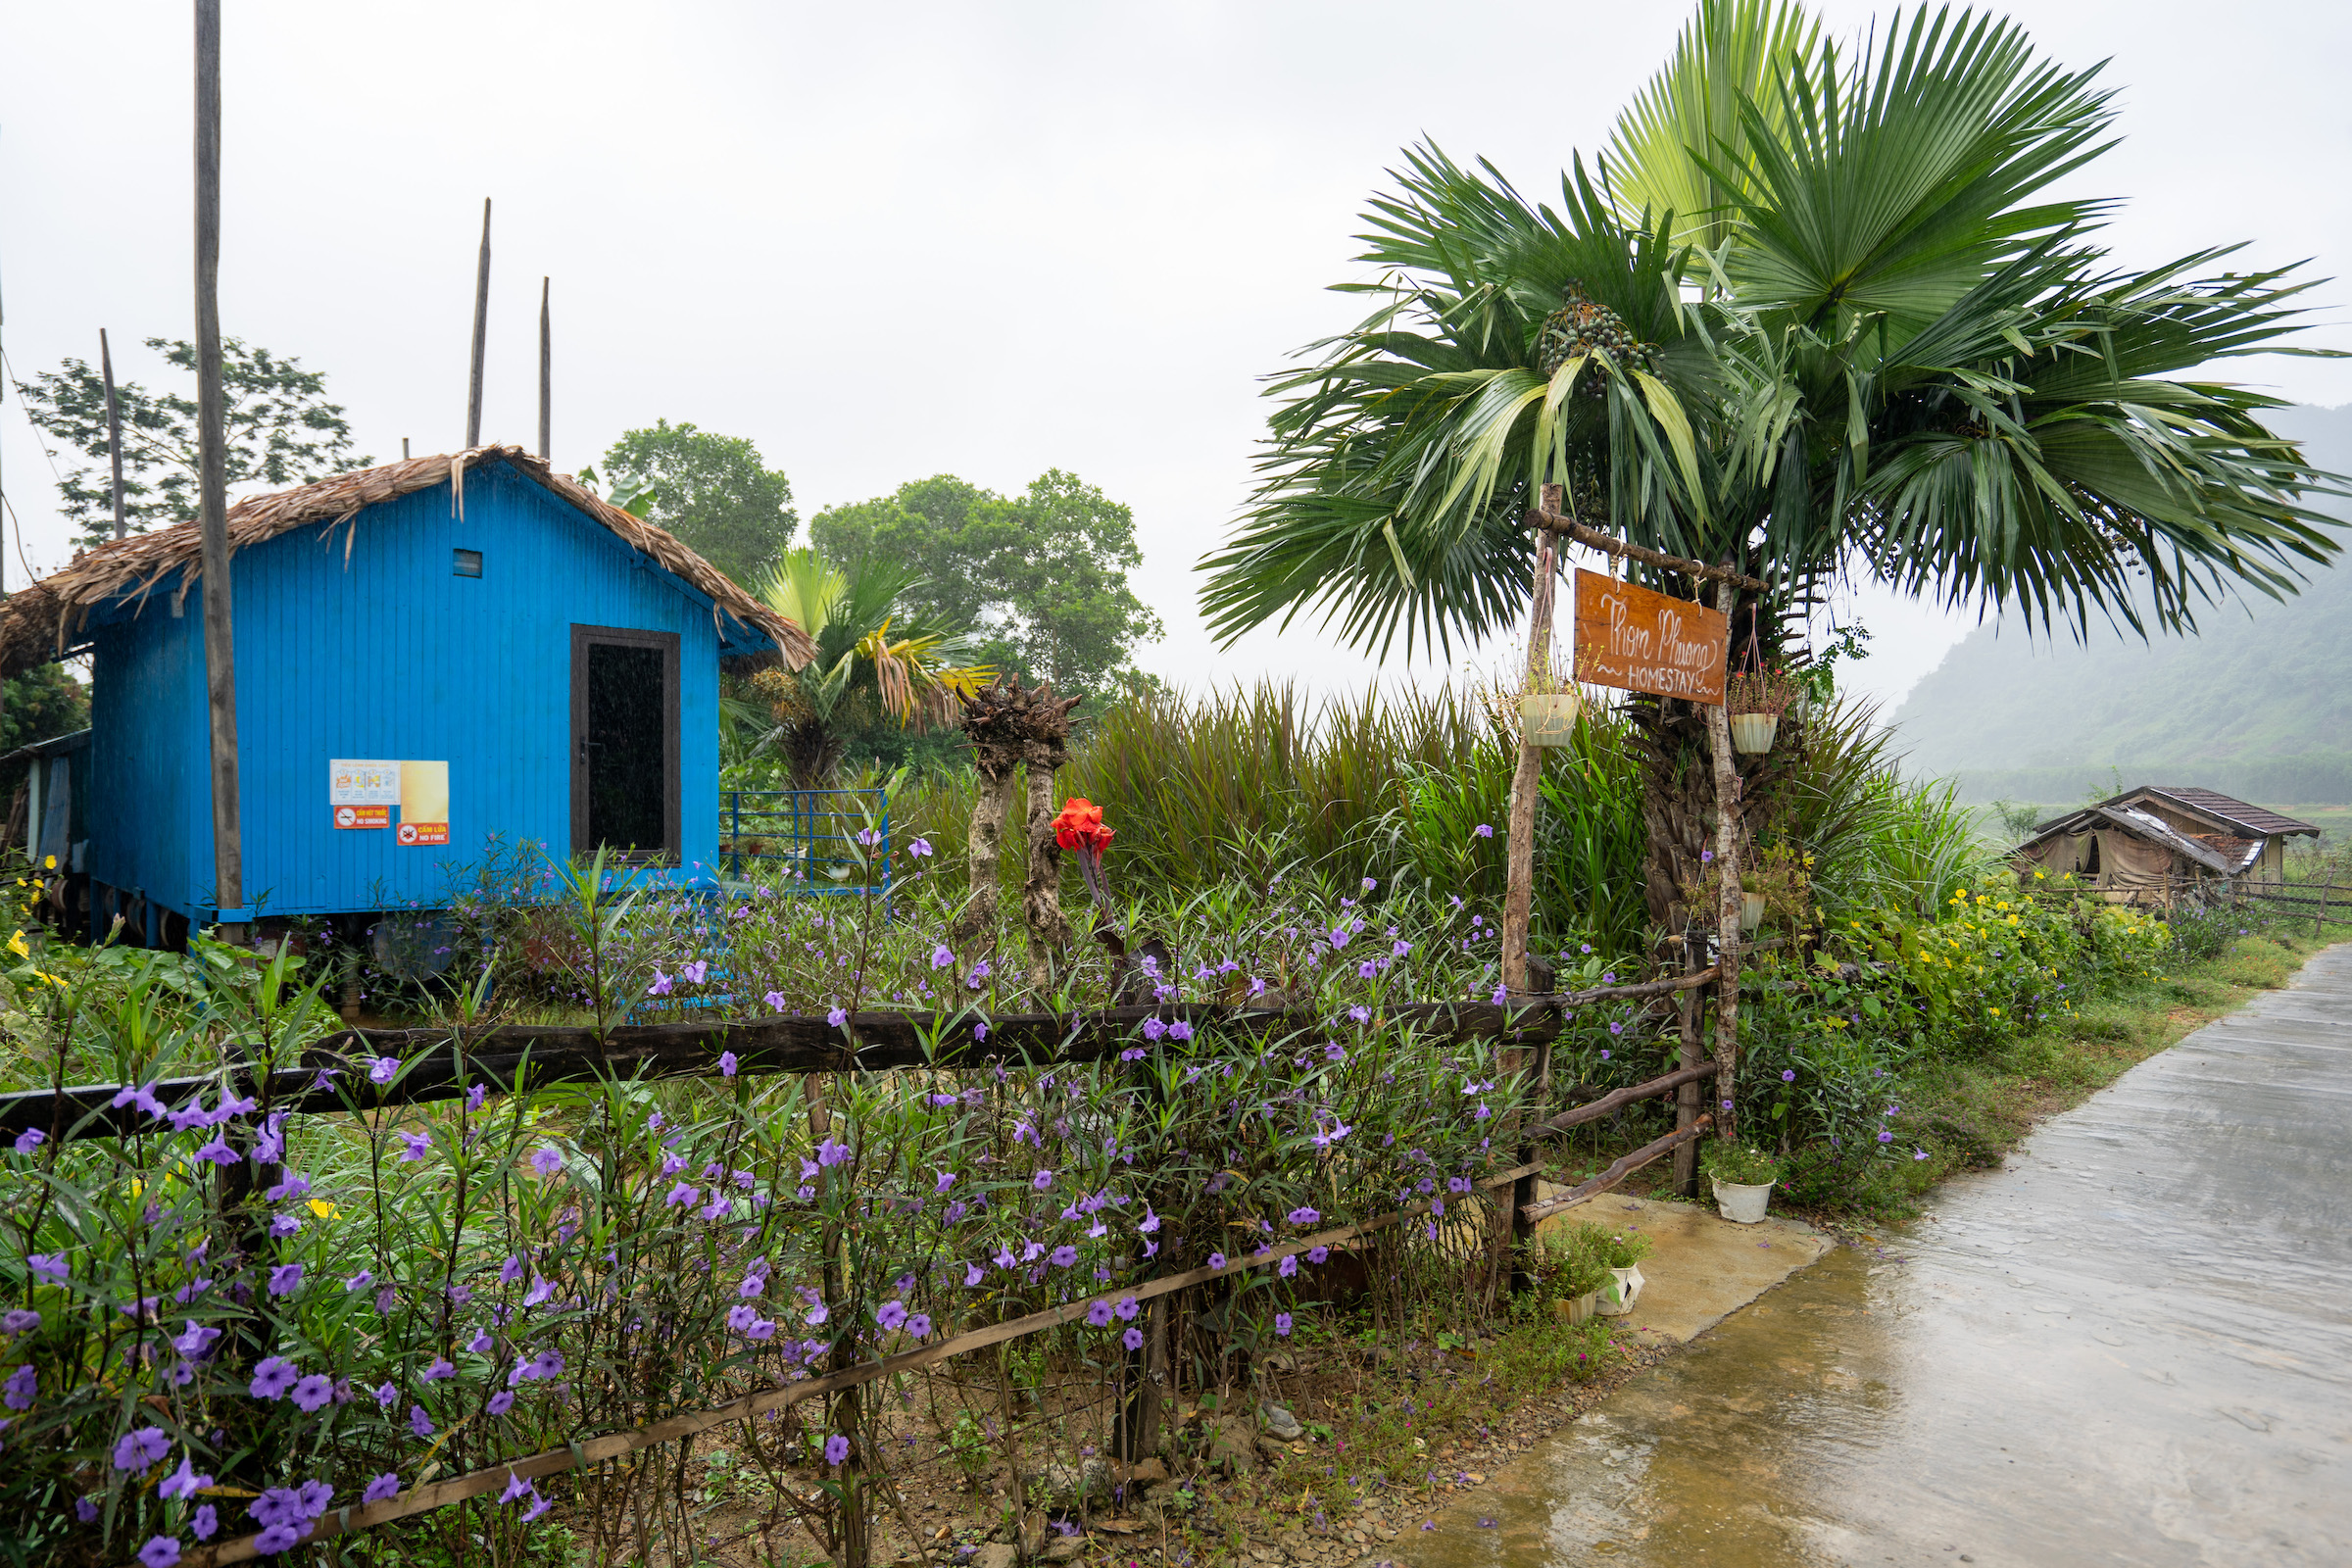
xmin=718 ymin=787 xmax=891 ymax=898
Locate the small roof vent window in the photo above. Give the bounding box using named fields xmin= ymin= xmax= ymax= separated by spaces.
xmin=453 ymin=549 xmax=483 ymax=578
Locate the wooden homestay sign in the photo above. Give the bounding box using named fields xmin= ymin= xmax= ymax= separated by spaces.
xmin=1572 ymin=568 xmax=1729 ymax=704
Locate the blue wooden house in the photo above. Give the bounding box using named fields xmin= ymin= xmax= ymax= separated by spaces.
xmin=0 ymin=446 xmax=812 ymax=946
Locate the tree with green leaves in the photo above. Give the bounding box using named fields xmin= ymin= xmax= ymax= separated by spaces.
xmin=1200 ymin=0 xmax=2340 ymax=931
xmin=18 ymin=337 xmax=368 ymax=550
xmin=744 ymin=549 xmax=992 ymax=789
xmin=810 ymin=470 xmax=1161 ymax=695
xmin=596 ymin=420 xmax=798 ymax=588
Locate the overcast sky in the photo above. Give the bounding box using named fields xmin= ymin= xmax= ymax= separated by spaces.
xmin=4 ymin=1 xmax=2346 ymax=710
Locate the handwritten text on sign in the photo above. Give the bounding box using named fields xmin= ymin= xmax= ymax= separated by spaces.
xmin=1571 ymin=569 xmax=1728 ymax=704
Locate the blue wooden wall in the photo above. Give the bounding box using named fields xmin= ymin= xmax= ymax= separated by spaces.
xmin=84 ymin=461 xmax=730 ymax=920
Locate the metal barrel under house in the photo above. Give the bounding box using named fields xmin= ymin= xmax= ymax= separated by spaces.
xmin=0 ymin=447 xmax=815 ymax=951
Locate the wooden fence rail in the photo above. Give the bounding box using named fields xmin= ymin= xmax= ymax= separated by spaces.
xmin=1 ymin=971 xmax=1720 ymax=1143
xmin=171 ymin=1063 xmax=1715 ymax=1566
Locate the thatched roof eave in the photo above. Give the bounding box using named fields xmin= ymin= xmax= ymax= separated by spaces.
xmin=0 ymin=447 xmax=815 ymax=679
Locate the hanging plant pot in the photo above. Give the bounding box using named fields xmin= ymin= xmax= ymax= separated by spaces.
xmin=1518 ymin=691 xmax=1582 ymax=746
xmin=1728 ymin=711 xmax=1780 ymax=754
xmin=1740 ymin=891 xmax=1765 ymax=934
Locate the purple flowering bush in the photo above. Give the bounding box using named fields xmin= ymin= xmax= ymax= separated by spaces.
xmin=0 ymin=853 xmax=1587 ymax=1564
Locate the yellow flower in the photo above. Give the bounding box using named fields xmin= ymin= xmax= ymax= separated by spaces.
xmin=42 ymin=855 xmax=55 ymax=871
xmin=6 ymin=931 xmax=26 ymax=959
xmin=1989 ymin=1007 xmax=2001 ymax=1016
xmin=308 ymin=1199 xmax=339 ymax=1221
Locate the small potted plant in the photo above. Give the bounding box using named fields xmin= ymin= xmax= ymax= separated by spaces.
xmin=1561 ymin=1221 xmax=1652 ymax=1315
xmin=1702 ymin=1140 xmax=1783 ymax=1224
xmin=1538 ymin=1228 xmax=1613 ymax=1323
xmin=1516 ymin=663 xmax=1582 ymax=748
xmin=1740 ymin=872 xmax=1766 ymax=935
xmin=1724 ymin=664 xmax=1798 ymax=755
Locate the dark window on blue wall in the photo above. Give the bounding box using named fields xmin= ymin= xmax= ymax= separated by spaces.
xmin=569 ymin=625 xmax=680 ymax=862
xmin=453 ymin=549 xmax=483 ymax=577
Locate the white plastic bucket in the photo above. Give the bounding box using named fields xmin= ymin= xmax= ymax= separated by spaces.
xmin=1728 ymin=712 xmax=1779 ymax=754
xmin=1712 ymin=1177 xmax=1775 ymax=1225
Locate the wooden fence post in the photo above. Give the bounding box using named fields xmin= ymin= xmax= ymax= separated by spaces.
xmin=1705 ymin=577 xmax=1743 ymax=1144
xmin=1672 ymin=928 xmax=1703 ymax=1197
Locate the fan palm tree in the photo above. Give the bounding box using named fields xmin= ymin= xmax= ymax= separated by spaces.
xmin=1200 ymin=0 xmax=2340 ymax=927
xmin=747 ymin=549 xmax=993 ymax=789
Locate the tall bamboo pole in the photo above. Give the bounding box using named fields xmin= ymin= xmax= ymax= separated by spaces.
xmin=466 ymin=198 xmax=491 ymax=448
xmin=194 ymin=0 xmax=243 ymax=930
xmin=1501 ymin=483 xmax=1563 ymax=994
xmin=1705 ymin=576 xmax=1742 ymax=1140
xmin=537 ymin=276 xmax=551 ymax=461
xmin=100 ymin=330 xmax=126 ymax=541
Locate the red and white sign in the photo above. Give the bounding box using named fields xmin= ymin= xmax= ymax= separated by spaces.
xmin=334 ymin=805 xmax=390 ymax=830
xmin=396 ymin=821 xmax=449 ymax=847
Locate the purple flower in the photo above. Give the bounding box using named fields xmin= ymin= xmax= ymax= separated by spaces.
xmin=528 ymin=1145 xmax=564 ymax=1178
xmin=501 ymin=1470 xmax=533 ymax=1505
xmin=254 ymin=1524 xmax=304 ymax=1553
xmin=718 ymin=1051 xmax=739 ymax=1077
xmin=906 ymin=1313 xmax=932 ymax=1340
xmin=421 ymin=1357 xmax=456 ymax=1382
xmin=1169 ymin=1020 xmax=1194 ymax=1041
xmin=1599 ymin=1049 xmax=1611 ymax=1060
xmin=364 ymin=1473 xmax=401 ymax=1503
xmin=1307 ymin=1246 xmax=1329 ymax=1264
xmin=1050 ymin=1245 xmax=1078 ymax=1268
xmin=1086 ymin=1299 xmax=1113 ymax=1328
xmin=666 ymin=1182 xmax=700 ymax=1207
xmin=291 ymin=1374 xmax=335 ymax=1412
xmin=816 ymin=1137 xmax=851 ymax=1167
xmin=1 ymin=1308 xmax=36 ymax=1335
xmin=1122 ymin=1326 xmax=1145 ymax=1351
xmin=1207 ymin=1252 xmax=1226 ymax=1271
xmin=647 ymin=970 xmax=673 ymax=997
xmin=824 ymin=1434 xmax=851 ymax=1467
xmin=763 ymin=990 xmax=787 ymax=1012
xmin=1274 ymin=1312 xmax=1294 ymax=1336
xmin=908 ymin=837 xmax=933 ymax=858
xmin=397 ymin=1131 xmax=431 ymax=1163
xmin=1142 ymin=1017 xmax=1167 ymax=1042
xmin=410 ymin=1405 xmax=434 ymax=1439
xmin=1287 ymin=1206 xmax=1320 ymax=1226
xmin=827 ymin=1005 xmax=848 ymax=1029
xmin=27 ymin=1253 xmax=67 ymax=1285
xmin=1348 ymin=1005 xmax=1371 ymax=1024
xmin=1878 ymin=1130 xmax=1894 ymax=1144
xmin=1782 ymin=1069 xmax=1796 ymax=1082
xmin=250 ymin=1356 xmax=299 ymax=1399
xmin=1114 ymin=1296 xmax=1140 ymax=1321
xmin=139 ymin=1538 xmax=182 ymax=1567
xmin=1701 ymin=849 xmax=1714 ymax=862
xmin=1914 ymin=1149 xmax=1930 ymax=1161
xmin=682 ymin=959 xmax=709 ymax=985
xmin=113 ymin=1425 xmax=172 ymax=1470
xmin=747 ymin=1317 xmax=776 ymax=1341
xmin=1473 ymin=823 xmax=1493 ymax=839
xmin=876 ymin=1300 xmax=907 ymax=1331
xmin=964 ymin=1261 xmax=986 ymax=1287
xmin=191 ymin=1504 xmax=217 ymax=1541
xmin=930 ymin=945 xmax=954 ymax=970
xmin=374 ymin=1381 xmax=397 ymax=1408
xmin=1032 ymin=1168 xmax=1055 ymax=1191
xmin=160 ymin=1457 xmax=213 ymax=1499
xmin=1723 ymin=1100 xmax=1736 ymax=1111
xmin=192 ymin=1136 xmax=239 ymax=1167
xmin=1279 ymin=1254 xmax=1298 ymax=1278
xmin=488 ymin=1390 xmax=515 ymax=1415
xmin=12 ymin=1128 xmax=43 ymax=1155
xmin=269 ymin=1263 xmax=305 ymax=1297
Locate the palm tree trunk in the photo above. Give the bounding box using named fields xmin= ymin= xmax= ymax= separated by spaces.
xmin=1501 ymin=530 xmax=1559 ymax=993
xmin=953 ymin=754 xmax=1016 ymax=948
xmin=1022 ymin=741 xmax=1071 ymax=986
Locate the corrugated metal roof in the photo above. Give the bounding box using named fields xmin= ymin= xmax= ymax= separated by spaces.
xmin=2013 ymin=804 xmax=2238 ymax=875
xmin=2128 ymin=787 xmax=2322 ymax=839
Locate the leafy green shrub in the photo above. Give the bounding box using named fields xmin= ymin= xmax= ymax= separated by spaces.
xmin=1700 ymin=1141 xmax=1783 ymax=1186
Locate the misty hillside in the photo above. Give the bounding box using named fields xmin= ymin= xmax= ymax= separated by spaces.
xmin=1888 ymin=404 xmax=2352 ymax=805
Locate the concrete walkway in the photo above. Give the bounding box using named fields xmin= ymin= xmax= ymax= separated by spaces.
xmin=1386 ymin=942 xmax=2352 ymax=1568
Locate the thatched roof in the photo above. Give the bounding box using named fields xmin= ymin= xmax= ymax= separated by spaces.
xmin=0 ymin=446 xmax=814 ymax=678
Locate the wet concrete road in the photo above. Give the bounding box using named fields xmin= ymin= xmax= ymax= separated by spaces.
xmin=1397 ymin=944 xmax=2352 ymax=1567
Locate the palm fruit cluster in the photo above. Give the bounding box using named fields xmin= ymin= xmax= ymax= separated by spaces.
xmin=1536 ymin=280 xmax=1656 ymax=396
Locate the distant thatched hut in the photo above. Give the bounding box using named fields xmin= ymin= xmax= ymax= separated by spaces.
xmin=2010 ymin=786 xmax=2319 ymax=899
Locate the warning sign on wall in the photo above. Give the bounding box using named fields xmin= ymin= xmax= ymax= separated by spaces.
xmin=327 ymin=758 xmax=449 ymax=842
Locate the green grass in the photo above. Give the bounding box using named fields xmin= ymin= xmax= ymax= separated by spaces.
xmin=1817 ymin=924 xmax=2328 ymax=1220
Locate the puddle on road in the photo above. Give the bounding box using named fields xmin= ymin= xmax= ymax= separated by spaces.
xmin=1392 ymin=961 xmax=2352 ymax=1568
